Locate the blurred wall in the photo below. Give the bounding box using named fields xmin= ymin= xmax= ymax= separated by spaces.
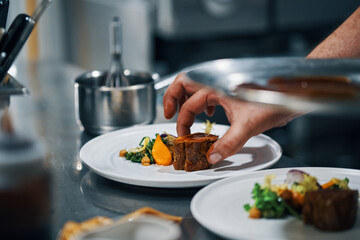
xmin=5 ymin=0 xmax=360 ymax=73
xmin=62 ymin=0 xmax=154 ymax=72
xmin=60 ymin=0 xmax=359 ymax=75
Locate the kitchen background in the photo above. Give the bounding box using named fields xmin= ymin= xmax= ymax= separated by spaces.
xmin=7 ymin=0 xmax=360 ymax=169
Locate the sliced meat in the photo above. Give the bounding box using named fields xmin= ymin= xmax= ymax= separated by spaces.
xmin=173 ymin=133 xmax=218 ymax=172
xmin=173 ymin=139 xmax=185 ymax=170
xmin=302 ymin=189 xmax=358 ymax=231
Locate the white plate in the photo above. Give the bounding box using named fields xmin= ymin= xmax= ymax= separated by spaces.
xmin=80 ymin=123 xmax=282 ymax=188
xmin=191 ymin=167 xmax=360 ymax=240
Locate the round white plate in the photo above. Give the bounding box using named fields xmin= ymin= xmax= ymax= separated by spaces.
xmin=191 ymin=167 xmax=360 ymax=240
xmin=80 ymin=123 xmax=282 ymax=188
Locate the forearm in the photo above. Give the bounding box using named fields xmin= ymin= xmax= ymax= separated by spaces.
xmin=307 ymin=7 xmax=360 ymax=59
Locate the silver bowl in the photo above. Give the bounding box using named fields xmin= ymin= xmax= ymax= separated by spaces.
xmin=74 ymin=70 xmax=159 ymax=135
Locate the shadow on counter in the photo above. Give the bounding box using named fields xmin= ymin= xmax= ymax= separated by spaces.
xmin=79 ymin=170 xmax=198 ymax=217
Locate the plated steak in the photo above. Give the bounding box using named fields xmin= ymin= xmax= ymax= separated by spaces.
xmin=302 ymin=189 xmax=358 ymax=231
xmin=173 ymin=133 xmax=218 ymax=172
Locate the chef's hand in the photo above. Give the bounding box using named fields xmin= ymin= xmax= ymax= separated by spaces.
xmin=163 ymin=73 xmax=299 ymax=164
xmin=163 ymin=7 xmax=360 ymax=164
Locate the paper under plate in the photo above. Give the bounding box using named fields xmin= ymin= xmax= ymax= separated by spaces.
xmin=80 ymin=123 xmax=282 ymax=188
xmin=191 ymin=167 xmax=360 ymax=240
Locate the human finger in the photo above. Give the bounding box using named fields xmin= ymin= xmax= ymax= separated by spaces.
xmin=176 ymin=88 xmax=219 ymax=136
xmin=206 ymin=101 xmax=299 ymax=164
xmin=206 ymin=120 xmax=251 ymax=164
xmin=163 ymin=73 xmax=201 ymax=119
xmin=205 ymin=106 xmax=215 ymax=116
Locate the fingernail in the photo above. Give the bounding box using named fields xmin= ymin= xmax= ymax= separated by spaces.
xmin=209 ymin=153 xmax=222 ymax=164
xmin=164 ymin=102 xmax=173 ymax=119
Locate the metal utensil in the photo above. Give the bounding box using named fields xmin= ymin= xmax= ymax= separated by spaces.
xmin=0 ymin=74 xmax=27 ymax=111
xmin=31 ymin=0 xmax=52 ymax=23
xmin=0 ymin=0 xmax=9 ymax=29
xmin=0 ymin=0 xmax=52 ymax=84
xmin=186 ymin=57 xmax=360 ymax=115
xmin=104 ymin=17 xmax=130 ymax=87
xmin=0 ymin=14 xmax=34 ymax=82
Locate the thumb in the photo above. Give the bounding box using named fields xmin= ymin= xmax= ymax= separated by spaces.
xmin=207 ymin=123 xmax=251 ymax=164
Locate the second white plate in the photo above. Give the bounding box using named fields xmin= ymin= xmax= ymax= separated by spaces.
xmin=80 ymin=123 xmax=282 ymax=188
xmin=191 ymin=167 xmax=360 ymax=240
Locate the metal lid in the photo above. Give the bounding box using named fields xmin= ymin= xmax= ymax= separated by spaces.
xmin=186 ymin=57 xmax=360 ymax=115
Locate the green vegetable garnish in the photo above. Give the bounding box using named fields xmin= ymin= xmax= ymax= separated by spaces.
xmin=329 ymin=177 xmax=350 ymax=190
xmin=125 ymin=136 xmax=156 ymax=164
xmin=244 ymin=183 xmax=299 ymax=219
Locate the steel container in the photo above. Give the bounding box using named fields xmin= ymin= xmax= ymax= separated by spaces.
xmin=75 ymin=70 xmax=159 ymax=135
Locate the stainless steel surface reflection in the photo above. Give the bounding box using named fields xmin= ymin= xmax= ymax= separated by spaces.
xmin=80 ymin=171 xmax=197 ymax=216
xmin=75 ymin=70 xmax=158 ymax=134
xmin=186 ymin=57 xmax=360 ymax=114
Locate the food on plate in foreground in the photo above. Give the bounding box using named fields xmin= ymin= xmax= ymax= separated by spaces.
xmin=173 ymin=133 xmax=218 ymax=172
xmin=302 ymin=189 xmax=358 ymax=231
xmin=120 ymin=132 xmax=218 ymax=171
xmin=120 ymin=136 xmax=156 ymax=165
xmin=58 ymin=207 xmax=182 ymax=240
xmin=152 ymin=134 xmax=173 ymax=166
xmin=59 ymin=216 xmax=113 ymax=240
xmin=119 ymin=121 xmax=218 ymax=171
xmin=119 ymin=133 xmax=176 ymax=166
xmin=243 ymin=169 xmax=358 ymax=231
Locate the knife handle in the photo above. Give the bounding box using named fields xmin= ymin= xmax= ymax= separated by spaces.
xmin=0 ymin=13 xmax=34 ymax=82
xmin=0 ymin=0 xmax=9 ymax=29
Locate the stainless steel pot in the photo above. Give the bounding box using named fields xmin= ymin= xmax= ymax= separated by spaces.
xmin=75 ymin=69 xmax=160 ymax=135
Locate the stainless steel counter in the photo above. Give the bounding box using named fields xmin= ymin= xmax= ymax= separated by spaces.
xmin=8 ymin=60 xmax=307 ymax=239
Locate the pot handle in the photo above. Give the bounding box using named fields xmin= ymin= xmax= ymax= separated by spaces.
xmin=154 ymin=63 xmax=200 ymax=94
xmin=154 ymin=72 xmax=178 ymax=95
